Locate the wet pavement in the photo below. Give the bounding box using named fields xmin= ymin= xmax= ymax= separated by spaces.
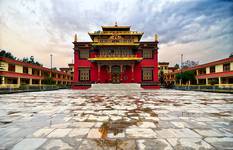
xmin=0 ymin=84 xmax=233 ymax=150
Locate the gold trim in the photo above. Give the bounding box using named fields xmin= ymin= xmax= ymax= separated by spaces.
xmin=88 ymin=57 xmax=142 ymax=61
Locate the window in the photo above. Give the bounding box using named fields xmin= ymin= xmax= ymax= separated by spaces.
xmin=79 ymin=50 xmax=89 ymax=59
xmin=210 ymin=66 xmax=215 ymax=73
xmin=79 ymin=68 xmax=90 ymax=81
xmin=143 ymin=49 xmax=153 ymax=59
xmin=23 ymin=67 xmax=28 ymax=74
xmin=223 ymin=63 xmax=230 ymax=72
xmin=8 ymin=64 xmax=15 ymax=72
xmin=142 ymin=68 xmax=153 ymax=81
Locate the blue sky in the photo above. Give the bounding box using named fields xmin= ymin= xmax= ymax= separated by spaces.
xmin=0 ymin=0 xmax=233 ymax=68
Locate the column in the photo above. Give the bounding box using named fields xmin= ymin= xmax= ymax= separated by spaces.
xmin=17 ymin=77 xmax=21 ymax=87
xmin=39 ymin=79 xmax=42 ymax=85
xmin=120 ymin=64 xmax=123 ymax=81
xmin=196 ymin=79 xmax=199 ymax=85
xmin=131 ymin=64 xmax=134 ymax=81
xmin=97 ymin=64 xmax=100 ymax=82
xmin=218 ymin=77 xmax=221 ymax=85
xmin=29 ymin=78 xmax=32 ymax=85
xmin=206 ymin=78 xmax=208 ymax=85
xmin=109 ymin=65 xmax=112 ymax=82
xmin=1 ymin=76 xmax=5 ymax=84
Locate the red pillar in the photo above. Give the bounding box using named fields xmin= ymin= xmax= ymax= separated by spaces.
xmin=120 ymin=64 xmax=123 ymax=81
xmin=109 ymin=65 xmax=112 ymax=82
xmin=97 ymin=64 xmax=100 ymax=82
xmin=131 ymin=64 xmax=134 ymax=82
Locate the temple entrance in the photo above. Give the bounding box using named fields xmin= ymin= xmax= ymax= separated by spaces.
xmin=111 ymin=66 xmax=120 ymax=83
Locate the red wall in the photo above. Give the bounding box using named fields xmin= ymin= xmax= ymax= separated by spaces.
xmin=73 ymin=44 xmax=159 ymax=84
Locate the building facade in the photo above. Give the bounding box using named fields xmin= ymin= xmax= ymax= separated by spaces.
xmin=165 ymin=57 xmax=233 ymax=87
xmin=72 ymin=24 xmax=159 ymax=89
xmin=0 ymin=57 xmax=73 ymax=88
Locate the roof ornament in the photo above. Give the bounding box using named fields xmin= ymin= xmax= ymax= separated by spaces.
xmin=115 ymin=21 xmax=118 ymax=27
xmin=74 ymin=33 xmax=77 ymax=42
xmin=155 ymin=34 xmax=158 ymax=41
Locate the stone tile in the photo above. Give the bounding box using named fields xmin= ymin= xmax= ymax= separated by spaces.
xmin=0 ymin=137 xmax=23 ymax=150
xmin=71 ymin=122 xmax=95 ymax=128
xmin=204 ymin=137 xmax=233 ymax=149
xmin=156 ymin=128 xmax=201 ymax=138
xmin=137 ymin=139 xmax=173 ymax=150
xmin=107 ymin=131 xmax=125 ymax=138
xmin=118 ymin=140 xmax=136 ymax=150
xmin=194 ymin=128 xmax=233 ymax=137
xmin=87 ymin=128 xmax=102 ymax=138
xmin=78 ymin=139 xmax=116 ymax=150
xmin=68 ymin=128 xmax=90 ymax=137
xmin=137 ymin=122 xmax=157 ymax=128
xmin=32 ymin=128 xmax=55 ymax=137
xmin=167 ymin=138 xmax=214 ymax=150
xmin=126 ymin=128 xmax=157 ymax=138
xmin=40 ymin=139 xmax=73 ymax=150
xmin=47 ymin=129 xmax=72 ymax=138
xmin=12 ymin=138 xmax=46 ymax=150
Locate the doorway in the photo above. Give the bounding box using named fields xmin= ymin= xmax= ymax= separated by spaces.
xmin=111 ymin=66 xmax=120 ymax=83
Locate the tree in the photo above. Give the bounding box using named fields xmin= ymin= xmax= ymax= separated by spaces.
xmin=0 ymin=50 xmax=16 ymax=60
xmin=159 ymin=70 xmax=165 ymax=85
xmin=174 ymin=64 xmax=179 ymax=69
xmin=229 ymin=52 xmax=233 ymax=58
xmin=182 ymin=60 xmax=199 ymax=69
xmin=176 ymin=70 xmax=196 ymax=84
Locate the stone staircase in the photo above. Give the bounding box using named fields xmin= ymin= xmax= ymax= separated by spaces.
xmin=89 ymin=83 xmax=143 ymax=91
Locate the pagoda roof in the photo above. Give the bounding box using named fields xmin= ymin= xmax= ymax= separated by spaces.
xmin=101 ymin=25 xmax=130 ymax=31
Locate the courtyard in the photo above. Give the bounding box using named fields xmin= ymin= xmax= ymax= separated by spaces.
xmin=0 ymin=84 xmax=233 ymax=150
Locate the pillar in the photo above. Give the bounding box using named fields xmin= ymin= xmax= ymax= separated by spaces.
xmin=17 ymin=77 xmax=21 ymax=86
xmin=206 ymin=78 xmax=208 ymax=85
xmin=29 ymin=78 xmax=32 ymax=85
xmin=179 ymin=79 xmax=182 ymax=85
xmin=131 ymin=64 xmax=134 ymax=81
xmin=120 ymin=64 xmax=123 ymax=81
xmin=1 ymin=76 xmax=5 ymax=84
xmin=196 ymin=79 xmax=199 ymax=85
xmin=218 ymin=77 xmax=221 ymax=85
xmin=109 ymin=65 xmax=112 ymax=82
xmin=97 ymin=64 xmax=100 ymax=82
xmin=39 ymin=79 xmax=42 ymax=85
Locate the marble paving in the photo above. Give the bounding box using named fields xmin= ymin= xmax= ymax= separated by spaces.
xmin=0 ymin=85 xmax=233 ymax=149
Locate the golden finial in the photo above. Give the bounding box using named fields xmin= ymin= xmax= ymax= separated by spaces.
xmin=74 ymin=33 xmax=77 ymax=42
xmin=115 ymin=21 xmax=117 ymax=27
xmin=155 ymin=34 xmax=158 ymax=41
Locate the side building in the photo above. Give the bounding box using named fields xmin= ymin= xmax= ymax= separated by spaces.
xmin=72 ymin=24 xmax=159 ymax=89
xmin=0 ymin=56 xmax=73 ymax=88
xmin=165 ymin=57 xmax=233 ymax=87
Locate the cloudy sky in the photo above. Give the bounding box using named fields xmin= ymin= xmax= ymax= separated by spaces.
xmin=0 ymin=0 xmax=233 ymax=68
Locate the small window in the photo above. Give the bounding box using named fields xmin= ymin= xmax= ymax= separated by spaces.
xmin=79 ymin=69 xmax=90 ymax=81
xmin=142 ymin=68 xmax=153 ymax=81
xmin=8 ymin=64 xmax=15 ymax=72
xmin=23 ymin=67 xmax=28 ymax=74
xmin=143 ymin=49 xmax=153 ymax=59
xmin=223 ymin=63 xmax=230 ymax=72
xmin=210 ymin=66 xmax=215 ymax=73
xmin=79 ymin=50 xmax=89 ymax=59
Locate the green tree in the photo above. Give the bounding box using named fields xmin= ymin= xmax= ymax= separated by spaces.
xmin=182 ymin=60 xmax=199 ymax=69
xmin=174 ymin=64 xmax=179 ymax=69
xmin=0 ymin=50 xmax=16 ymax=60
xmin=176 ymin=70 xmax=196 ymax=84
xmin=229 ymin=52 xmax=233 ymax=58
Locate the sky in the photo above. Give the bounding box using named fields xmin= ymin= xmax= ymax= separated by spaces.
xmin=0 ymin=0 xmax=233 ymax=68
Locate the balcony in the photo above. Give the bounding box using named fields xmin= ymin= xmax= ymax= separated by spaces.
xmin=88 ymin=54 xmax=142 ymax=61
xmin=89 ymin=31 xmax=143 ymax=35
xmin=92 ymin=39 xmax=139 ymax=46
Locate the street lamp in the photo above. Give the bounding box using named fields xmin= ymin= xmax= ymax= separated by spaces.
xmin=50 ymin=54 xmax=53 ymax=70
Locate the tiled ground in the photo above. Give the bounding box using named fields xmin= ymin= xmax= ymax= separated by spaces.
xmin=0 ymin=85 xmax=233 ymax=150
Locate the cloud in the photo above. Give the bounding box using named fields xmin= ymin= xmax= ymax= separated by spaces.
xmin=0 ymin=0 xmax=232 ymax=68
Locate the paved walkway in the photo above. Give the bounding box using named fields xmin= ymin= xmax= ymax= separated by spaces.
xmin=0 ymin=85 xmax=233 ymax=149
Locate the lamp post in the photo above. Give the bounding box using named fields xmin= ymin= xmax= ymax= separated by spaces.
xmin=180 ymin=54 xmax=183 ymax=85
xmin=50 ymin=54 xmax=53 ymax=70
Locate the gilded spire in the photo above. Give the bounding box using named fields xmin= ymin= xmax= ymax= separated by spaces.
xmin=154 ymin=34 xmax=158 ymax=41
xmin=74 ymin=33 xmax=77 ymax=42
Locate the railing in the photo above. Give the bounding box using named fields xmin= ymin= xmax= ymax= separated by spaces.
xmin=95 ymin=54 xmax=138 ymax=58
xmin=174 ymin=85 xmax=233 ymax=93
xmin=98 ymin=39 xmax=133 ymax=43
xmin=92 ymin=31 xmax=143 ymax=34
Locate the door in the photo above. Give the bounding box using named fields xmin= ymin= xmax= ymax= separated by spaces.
xmin=111 ymin=66 xmax=120 ymax=83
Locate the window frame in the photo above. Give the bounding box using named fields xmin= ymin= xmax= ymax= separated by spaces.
xmin=142 ymin=68 xmax=154 ymax=81
xmin=142 ymin=49 xmax=154 ymax=59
